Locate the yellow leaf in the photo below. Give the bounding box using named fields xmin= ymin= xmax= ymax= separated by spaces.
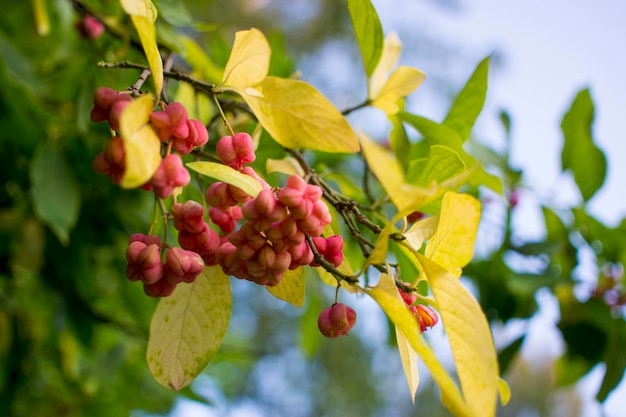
xmin=186 ymin=161 xmax=263 ymax=197
xmin=265 ymin=157 xmax=305 ymax=177
xmin=118 ymin=95 xmax=161 ymax=188
xmin=266 ymin=268 xmax=305 ymax=308
xmin=425 ymin=192 xmax=480 ymax=275
xmin=404 ymin=215 xmax=439 ymax=252
xmin=368 ymin=32 xmax=402 ymax=99
xmin=120 ymin=0 xmax=157 ymax=20
xmin=417 ymin=253 xmax=499 ymax=417
xmin=222 ymin=28 xmax=270 ymax=90
xmin=33 ymin=0 xmax=50 ymax=36
xmin=371 ymin=66 xmax=426 ymax=114
xmin=365 ymin=274 xmax=473 ymax=417
xmin=360 ymin=133 xmax=438 ymax=212
xmin=131 ymin=15 xmax=163 ymax=99
xmin=147 ymin=266 xmax=232 ymax=390
xmin=242 ymin=77 xmax=360 ymax=153
xmin=498 ymin=378 xmax=511 ymax=406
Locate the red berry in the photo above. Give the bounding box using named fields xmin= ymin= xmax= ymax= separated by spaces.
xmin=317 ymin=303 xmax=357 ymax=338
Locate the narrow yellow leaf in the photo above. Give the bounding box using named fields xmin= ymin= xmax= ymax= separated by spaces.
xmin=120 ymin=0 xmax=157 ymax=20
xmin=266 ymin=268 xmax=305 ymax=308
xmin=360 ymin=133 xmax=438 ymax=212
xmin=417 ymin=253 xmax=499 ymax=417
xmin=266 ymin=157 xmax=305 ymax=177
xmin=371 ymin=66 xmax=426 ymax=114
xmin=131 ymin=15 xmax=163 ymax=99
xmin=119 ymin=95 xmax=161 ymax=188
xmin=365 ymin=276 xmax=473 ymax=417
xmin=404 ymin=215 xmax=439 ymax=251
xmin=243 ymin=77 xmax=360 ymax=153
xmin=222 ymin=28 xmax=270 ymax=90
xmin=368 ymin=32 xmax=402 ymax=99
xmin=147 ymin=266 xmax=232 ymax=391
xmin=425 ymin=192 xmax=481 ymax=275
xmin=498 ymin=378 xmax=511 ymax=406
xmin=186 ymin=161 xmax=263 ymax=197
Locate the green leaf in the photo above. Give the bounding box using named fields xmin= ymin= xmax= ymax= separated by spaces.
xmin=406 ymin=145 xmax=466 ymax=187
xmin=347 ymin=0 xmax=384 ymax=77
xmin=179 ymin=35 xmax=224 ymax=83
xmin=560 ymin=88 xmax=607 ymax=201
xmin=242 ymin=77 xmax=360 ymax=153
xmin=400 ymin=113 xmax=503 ymax=194
xmin=443 ymin=56 xmax=490 ymax=141
xmin=365 ymin=274 xmax=474 ymax=417
xmin=186 ymin=161 xmax=264 ymax=197
xmin=30 ymin=145 xmax=81 ymax=245
xmin=425 ymin=192 xmax=481 ymax=276
xmin=266 ymin=268 xmax=305 ymax=308
xmin=417 ymin=253 xmax=499 ymax=417
xmin=119 ymin=95 xmax=162 ymax=188
xmin=221 ymin=28 xmax=270 ymax=90
xmin=147 ymin=266 xmax=232 ymax=391
xmin=33 ymin=0 xmax=50 ymax=35
xmin=389 ymin=113 xmax=411 ymax=167
xmin=371 ymin=66 xmax=426 ymax=115
xmin=156 ymin=0 xmax=193 ymax=26
xmin=596 ymin=318 xmax=626 ymax=402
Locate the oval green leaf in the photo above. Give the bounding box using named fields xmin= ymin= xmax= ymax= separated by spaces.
xmin=347 ymin=0 xmax=384 ymax=77
xmin=147 ymin=266 xmax=232 ymax=391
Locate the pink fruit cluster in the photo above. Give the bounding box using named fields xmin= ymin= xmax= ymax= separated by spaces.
xmin=399 ymin=286 xmax=439 ymax=332
xmin=125 ymin=233 xmax=204 ymax=297
xmin=90 ymin=87 xmax=208 ymax=198
xmin=317 ymin=303 xmax=357 ymax=338
xmin=203 ymin=132 xmax=343 ymax=286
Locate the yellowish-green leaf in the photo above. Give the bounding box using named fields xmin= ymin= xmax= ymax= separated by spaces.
xmin=371 ymin=66 xmax=426 ymax=115
xmin=369 ymin=32 xmax=402 ymax=100
xmin=266 ymin=157 xmax=305 ymax=177
xmin=360 ymin=133 xmax=438 ymax=212
xmin=417 ymin=253 xmax=499 ymax=417
xmin=396 ymin=326 xmax=420 ymax=402
xmin=406 ymin=145 xmax=466 ymax=187
xmin=186 ymin=161 xmax=263 ymax=197
xmin=242 ymin=76 xmax=360 ymax=153
xmin=120 ymin=0 xmax=157 ymax=20
xmin=33 ymin=0 xmax=50 ymax=35
xmin=347 ymin=0 xmax=384 ymax=77
xmin=266 ymin=268 xmax=305 ymax=307
xmin=147 ymin=266 xmax=232 ymax=391
xmin=425 ymin=192 xmax=480 ymax=275
xmin=375 ymin=268 xmax=420 ymax=401
xmin=365 ymin=274 xmax=473 ymax=417
xmin=130 ymin=15 xmax=163 ymax=99
xmin=498 ymin=378 xmax=511 ymax=406
xmin=222 ymin=28 xmax=270 ymax=90
xmin=179 ymin=35 xmax=223 ymax=83
xmin=119 ymin=95 xmax=161 ymax=188
xmin=404 ymin=215 xmax=439 ymax=252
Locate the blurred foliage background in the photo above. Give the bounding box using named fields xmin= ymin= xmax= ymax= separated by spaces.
xmin=1 ymin=0 xmax=625 ymax=416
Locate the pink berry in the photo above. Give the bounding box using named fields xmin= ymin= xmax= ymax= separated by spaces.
xmin=317 ymin=303 xmax=357 ymax=338
xmin=216 ymin=132 xmax=256 ymax=170
xmin=209 ymin=206 xmax=242 ymax=234
xmin=150 ymin=102 xmax=190 ymax=142
xmin=149 ymin=154 xmax=191 ymax=199
xmin=143 ymin=277 xmax=177 ymax=297
xmin=171 ymin=201 xmax=206 ymax=234
xmin=125 ymin=241 xmax=163 ymax=284
xmin=76 ymin=15 xmax=104 ymax=39
xmin=92 ymin=136 xmax=125 ymax=184
xmin=164 ymin=247 xmax=205 ymax=284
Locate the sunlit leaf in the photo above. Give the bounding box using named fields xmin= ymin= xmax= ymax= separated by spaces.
xmin=406 ymin=145 xmax=466 ymax=186
xmin=369 ymin=32 xmax=402 ymax=100
xmin=118 ymin=95 xmax=162 ymax=188
xmin=561 ymin=88 xmax=607 ymax=201
xmin=417 ymin=253 xmax=499 ymax=417
xmin=498 ymin=378 xmax=511 ymax=406
xmin=242 ymin=77 xmax=360 ymax=153
xmin=30 ymin=145 xmax=81 ymax=245
xmin=404 ymin=215 xmax=439 ymax=252
xmin=266 ymin=268 xmax=305 ymax=308
xmin=425 ymin=192 xmax=480 ymax=275
xmin=147 ymin=266 xmax=232 ymax=391
xmin=360 ymin=133 xmax=438 ymax=212
xmin=347 ymin=0 xmax=383 ymax=77
xmin=365 ymin=275 xmax=473 ymax=417
xmin=120 ymin=0 xmax=163 ymax=98
xmin=371 ymin=66 xmax=426 ymax=114
xmin=265 ymin=157 xmax=305 ymax=177
xmin=221 ymin=28 xmax=270 ymax=90
xmin=443 ymin=56 xmax=490 ymax=141
xmin=186 ymin=161 xmax=263 ymax=197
